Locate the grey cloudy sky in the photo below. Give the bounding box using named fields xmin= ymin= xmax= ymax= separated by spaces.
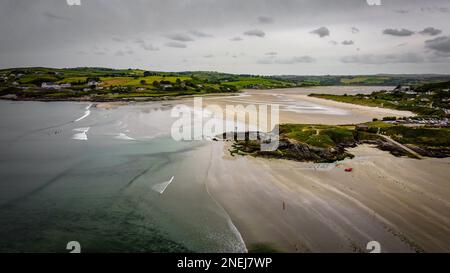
xmin=0 ymin=0 xmax=449 ymax=75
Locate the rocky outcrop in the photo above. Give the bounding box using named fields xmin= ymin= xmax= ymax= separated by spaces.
xmin=232 ymin=137 xmax=355 ymax=163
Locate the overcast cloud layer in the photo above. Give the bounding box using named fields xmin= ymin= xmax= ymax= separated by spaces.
xmin=0 ymin=0 xmax=449 ymax=75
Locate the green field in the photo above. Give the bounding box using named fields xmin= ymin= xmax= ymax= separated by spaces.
xmin=231 ymin=122 xmax=450 ymax=163
xmin=0 ymin=67 xmax=302 ymax=100
xmin=224 ymin=77 xmax=295 ymax=89
xmin=340 ymin=76 xmax=391 ymax=85
xmin=281 ymin=124 xmax=355 ymax=148
xmin=2 ymin=67 xmax=450 ymax=101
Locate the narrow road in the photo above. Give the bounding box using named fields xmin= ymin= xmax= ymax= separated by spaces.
xmin=378 ymin=134 xmax=423 ymax=159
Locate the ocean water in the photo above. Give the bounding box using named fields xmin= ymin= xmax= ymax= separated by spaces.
xmin=0 ymin=100 xmax=246 ymax=253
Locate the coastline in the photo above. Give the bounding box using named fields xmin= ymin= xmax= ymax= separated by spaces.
xmin=2 ymin=86 xmax=445 ymax=252
xmin=0 ymin=91 xmax=244 ymax=103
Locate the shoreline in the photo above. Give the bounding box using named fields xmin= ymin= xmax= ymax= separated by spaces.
xmin=203 ymin=144 xmax=249 ymax=253
xmin=0 ymin=91 xmax=244 ymax=103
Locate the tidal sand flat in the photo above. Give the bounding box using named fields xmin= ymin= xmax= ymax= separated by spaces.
xmin=204 ymin=86 xmax=414 ymax=126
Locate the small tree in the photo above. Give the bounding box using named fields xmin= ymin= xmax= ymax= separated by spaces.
xmin=143 ymin=71 xmax=151 ymax=77
xmin=140 ymin=80 xmax=147 ymax=85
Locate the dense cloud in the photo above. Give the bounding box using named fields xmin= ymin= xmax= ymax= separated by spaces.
xmin=189 ymin=30 xmax=214 ymax=38
xmin=425 ymin=36 xmax=450 ymax=55
xmin=351 ymin=27 xmax=360 ymax=34
xmin=419 ymin=27 xmax=442 ymax=36
xmin=342 ymin=40 xmax=354 ymax=45
xmin=167 ymin=33 xmax=194 ymax=42
xmin=135 ymin=39 xmax=159 ymax=51
xmin=310 ymin=27 xmax=330 ymax=38
xmin=243 ymin=29 xmax=266 ymax=37
xmin=382 ymin=28 xmax=415 ymax=37
xmin=0 ymin=0 xmax=449 ymax=74
xmin=257 ymin=16 xmax=274 ymax=24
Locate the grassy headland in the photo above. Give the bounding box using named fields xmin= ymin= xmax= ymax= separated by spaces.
xmin=229 ymin=122 xmax=450 ymax=162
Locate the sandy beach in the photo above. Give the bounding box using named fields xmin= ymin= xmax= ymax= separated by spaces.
xmin=207 ymin=143 xmax=450 ymax=253
xmin=205 ymin=87 xmax=449 ymax=253
xmin=204 ymin=87 xmax=414 ymax=126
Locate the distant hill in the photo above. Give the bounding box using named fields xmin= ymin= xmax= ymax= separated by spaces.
xmin=1 ymin=67 xmax=450 ymax=101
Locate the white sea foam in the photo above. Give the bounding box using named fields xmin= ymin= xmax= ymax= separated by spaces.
xmin=115 ymin=133 xmax=136 ymax=141
xmin=75 ymin=104 xmax=92 ymax=122
xmin=72 ymin=127 xmax=90 ymax=141
xmin=227 ymin=218 xmax=248 ymax=253
xmin=152 ymin=176 xmax=175 ymax=194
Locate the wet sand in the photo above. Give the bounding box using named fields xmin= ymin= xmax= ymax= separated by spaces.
xmin=207 ymin=143 xmax=450 ymax=253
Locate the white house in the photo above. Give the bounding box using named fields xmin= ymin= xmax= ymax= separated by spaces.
xmin=87 ymin=80 xmax=101 ymax=86
xmin=394 ymin=85 xmax=412 ymax=92
xmin=42 ymin=82 xmax=61 ymax=89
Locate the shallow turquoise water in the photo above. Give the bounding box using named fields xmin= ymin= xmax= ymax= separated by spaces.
xmin=0 ymin=100 xmax=246 ymax=253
